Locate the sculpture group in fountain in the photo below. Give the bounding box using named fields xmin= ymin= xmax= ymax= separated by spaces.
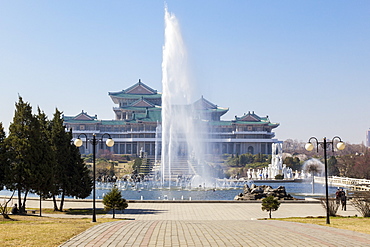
xmin=245 ymin=143 xmax=294 ymax=180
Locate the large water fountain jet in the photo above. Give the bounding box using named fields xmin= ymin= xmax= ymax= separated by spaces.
xmin=161 ymin=7 xmax=211 ymax=188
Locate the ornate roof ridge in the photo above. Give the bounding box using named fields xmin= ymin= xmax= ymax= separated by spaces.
xmin=237 ymin=111 xmax=262 ymax=122
xmin=193 ymin=96 xmax=218 ymax=109
xmin=65 ymin=110 xmax=97 ymax=121
xmin=131 ymin=97 xmax=156 ymax=107
xmin=124 ymin=79 xmax=157 ymax=94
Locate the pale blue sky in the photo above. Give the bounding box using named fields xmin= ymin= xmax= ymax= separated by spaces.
xmin=1 ymin=1 xmax=369 ymax=144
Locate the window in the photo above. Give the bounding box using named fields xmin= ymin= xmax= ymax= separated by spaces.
xmin=222 ymin=144 xmax=227 ymax=153
xmin=145 ymin=144 xmax=151 ymax=155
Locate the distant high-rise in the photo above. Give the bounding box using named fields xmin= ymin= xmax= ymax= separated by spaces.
xmin=366 ymin=129 xmax=370 ymax=147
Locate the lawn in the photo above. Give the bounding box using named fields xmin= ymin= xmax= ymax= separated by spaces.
xmin=0 ymin=212 xmax=119 ymax=247
xmin=277 ymin=216 xmax=370 ymax=235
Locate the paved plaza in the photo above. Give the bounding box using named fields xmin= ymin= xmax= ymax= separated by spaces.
xmin=33 ymin=200 xmax=369 ymax=247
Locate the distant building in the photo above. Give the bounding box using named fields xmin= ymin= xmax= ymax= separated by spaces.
xmin=366 ymin=129 xmax=370 ymax=147
xmin=64 ymin=80 xmax=280 ymax=157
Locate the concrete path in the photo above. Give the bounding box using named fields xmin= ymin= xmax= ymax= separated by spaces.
xmin=58 ymin=202 xmax=370 ymax=247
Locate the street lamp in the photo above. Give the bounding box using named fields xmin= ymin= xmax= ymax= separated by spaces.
xmin=305 ymin=136 xmax=345 ymax=224
xmin=74 ymin=133 xmax=114 ymax=222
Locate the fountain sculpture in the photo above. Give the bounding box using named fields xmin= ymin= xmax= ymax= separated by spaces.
xmin=245 ymin=143 xmax=293 ymax=180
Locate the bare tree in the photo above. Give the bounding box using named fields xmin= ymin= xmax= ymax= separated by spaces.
xmin=0 ymin=191 xmax=15 ymax=219
xmin=319 ymin=198 xmax=340 ymax=216
xmin=350 ymin=191 xmax=370 ymax=217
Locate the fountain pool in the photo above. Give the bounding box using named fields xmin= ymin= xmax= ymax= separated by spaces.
xmin=0 ymin=180 xmax=341 ymax=201
xmin=94 ymin=180 xmax=338 ymax=201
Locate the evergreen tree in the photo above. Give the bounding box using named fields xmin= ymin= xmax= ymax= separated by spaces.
xmin=50 ymin=109 xmax=72 ymax=211
xmin=239 ymin=153 xmax=254 ymax=165
xmin=34 ymin=109 xmax=55 ymax=202
xmin=0 ymin=122 xmax=8 ymax=188
xmin=49 ymin=109 xmax=92 ymax=211
xmin=261 ymin=195 xmax=280 ymax=218
xmin=65 ymin=130 xmax=92 ymax=200
xmin=0 ymin=123 xmax=11 ymax=219
xmin=5 ymin=96 xmax=40 ymax=213
xmin=103 ymin=186 xmax=128 ymax=218
xmin=284 ymin=157 xmax=301 ymax=171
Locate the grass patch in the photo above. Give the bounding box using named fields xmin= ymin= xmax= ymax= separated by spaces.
xmin=25 ymin=208 xmax=107 ymax=215
xmin=64 ymin=208 xmax=107 ymax=215
xmin=0 ymin=215 xmax=119 ymax=247
xmin=276 ymin=216 xmax=370 ymax=235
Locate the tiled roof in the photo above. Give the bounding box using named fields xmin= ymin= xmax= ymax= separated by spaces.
xmin=109 ymin=79 xmax=158 ymax=97
xmin=131 ymin=97 xmax=156 ymax=107
xmin=109 ymin=93 xmax=162 ymax=99
xmin=63 ymin=110 xmax=97 ymax=121
xmin=65 ymin=82 xmax=279 ymax=130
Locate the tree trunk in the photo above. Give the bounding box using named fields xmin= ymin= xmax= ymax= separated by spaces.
xmin=1 ymin=203 xmax=11 ymax=219
xmin=59 ymin=190 xmax=65 ymax=212
xmin=2 ymin=213 xmax=10 ymax=219
xmin=17 ymin=187 xmax=22 ymax=214
xmin=269 ymin=209 xmax=272 ymax=219
xmin=39 ymin=193 xmax=42 ymax=217
xmin=113 ymin=208 xmax=115 ymax=219
xmin=22 ymin=190 xmax=28 ymax=213
xmin=1 ymin=191 xmax=15 ymax=219
xmin=52 ymin=195 xmax=59 ymax=211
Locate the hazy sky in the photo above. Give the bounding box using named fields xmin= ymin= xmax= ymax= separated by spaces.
xmin=1 ymin=1 xmax=369 ymax=144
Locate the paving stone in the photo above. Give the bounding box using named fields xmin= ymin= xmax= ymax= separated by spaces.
xmin=57 ymin=202 xmax=370 ymax=246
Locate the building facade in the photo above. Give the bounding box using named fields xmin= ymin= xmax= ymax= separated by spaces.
xmin=64 ymin=80 xmax=280 ymax=157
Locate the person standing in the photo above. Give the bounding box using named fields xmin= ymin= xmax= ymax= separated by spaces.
xmin=340 ymin=189 xmax=346 ymax=211
xmin=335 ymin=189 xmax=341 ymax=205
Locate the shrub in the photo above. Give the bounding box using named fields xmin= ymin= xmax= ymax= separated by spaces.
xmin=102 ymin=186 xmax=128 ymax=218
xmin=261 ymin=195 xmax=280 ymax=218
xmin=275 ymin=174 xmax=284 ymax=179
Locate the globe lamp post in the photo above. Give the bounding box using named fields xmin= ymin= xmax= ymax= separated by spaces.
xmin=305 ymin=136 xmax=345 ymax=224
xmin=74 ymin=133 xmax=114 ymax=222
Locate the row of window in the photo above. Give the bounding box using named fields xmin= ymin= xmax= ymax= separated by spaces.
xmin=80 ymin=141 xmax=272 ymax=156
xmin=69 ymin=124 xmax=272 ymax=134
xmin=110 ymin=134 xmax=156 ymax=138
xmin=105 ymin=134 xmax=271 ymax=139
xmin=71 ymin=125 xmax=158 ymax=132
xmin=70 ymin=131 xmax=272 ymax=140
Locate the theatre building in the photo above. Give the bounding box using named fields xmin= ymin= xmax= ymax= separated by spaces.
xmin=64 ymin=80 xmax=280 ymax=157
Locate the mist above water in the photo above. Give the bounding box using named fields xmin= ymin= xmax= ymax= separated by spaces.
xmin=303 ymin=158 xmax=324 ymax=176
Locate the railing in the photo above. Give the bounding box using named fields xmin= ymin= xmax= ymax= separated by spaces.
xmin=314 ymin=176 xmax=370 ymax=191
xmin=72 ymin=130 xmax=100 ymax=133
